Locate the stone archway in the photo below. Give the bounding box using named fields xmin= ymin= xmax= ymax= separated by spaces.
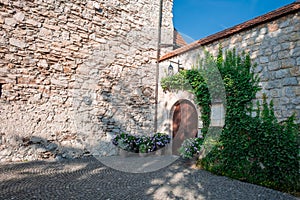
xmin=171 ymin=99 xmax=198 ymax=155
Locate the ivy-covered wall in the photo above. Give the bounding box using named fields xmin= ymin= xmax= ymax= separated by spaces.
xmin=158 ymin=4 xmax=300 ymax=135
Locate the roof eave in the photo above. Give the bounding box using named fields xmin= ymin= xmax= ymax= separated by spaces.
xmin=160 ymin=2 xmax=300 ymax=62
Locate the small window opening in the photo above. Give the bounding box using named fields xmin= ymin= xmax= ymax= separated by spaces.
xmin=0 ymin=83 xmax=3 ymax=98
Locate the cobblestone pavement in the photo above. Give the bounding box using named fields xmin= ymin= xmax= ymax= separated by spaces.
xmin=0 ymin=156 xmax=298 ymax=200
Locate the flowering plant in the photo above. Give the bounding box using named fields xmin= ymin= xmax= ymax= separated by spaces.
xmin=112 ymin=132 xmax=171 ymax=153
xmin=112 ymin=133 xmax=137 ymax=151
xmin=179 ymin=137 xmax=204 ymax=159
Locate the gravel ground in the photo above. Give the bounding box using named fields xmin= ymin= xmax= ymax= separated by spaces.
xmin=0 ymin=156 xmax=298 ymax=200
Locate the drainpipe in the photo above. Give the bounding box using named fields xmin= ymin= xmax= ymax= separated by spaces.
xmin=154 ymin=0 xmax=163 ymax=133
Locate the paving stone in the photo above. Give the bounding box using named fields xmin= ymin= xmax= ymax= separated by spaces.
xmin=0 ymin=157 xmax=298 ymax=200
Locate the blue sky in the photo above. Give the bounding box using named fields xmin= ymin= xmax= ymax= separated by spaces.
xmin=173 ymin=0 xmax=295 ymax=43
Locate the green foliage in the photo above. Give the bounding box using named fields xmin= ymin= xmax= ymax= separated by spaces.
xmin=161 ymin=68 xmax=212 ymax=134
xmin=200 ymin=96 xmax=299 ymax=193
xmin=161 ymin=71 xmax=190 ymax=92
xmin=112 ymin=132 xmax=171 ymax=153
xmin=161 ymin=47 xmax=299 ymax=193
xmin=199 ymin=50 xmax=299 ymax=193
xmin=179 ymin=137 xmax=204 ymax=159
xmin=185 ymin=69 xmax=211 ymax=134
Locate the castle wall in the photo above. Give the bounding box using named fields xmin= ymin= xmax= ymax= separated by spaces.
xmin=0 ymin=0 xmax=174 ymax=161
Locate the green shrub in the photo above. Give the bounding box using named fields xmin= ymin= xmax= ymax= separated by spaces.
xmin=161 ymin=47 xmax=300 ymax=193
xmin=199 ymin=50 xmax=299 ymax=193
xmin=200 ymin=96 xmax=299 ymax=192
xmin=179 ymin=137 xmax=204 ymax=159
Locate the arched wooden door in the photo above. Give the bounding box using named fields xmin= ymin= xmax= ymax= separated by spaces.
xmin=172 ymin=100 xmax=198 ymax=155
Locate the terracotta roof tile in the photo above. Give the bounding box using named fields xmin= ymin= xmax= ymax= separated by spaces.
xmin=160 ymin=2 xmax=300 ymax=62
xmin=174 ymin=29 xmax=187 ymax=48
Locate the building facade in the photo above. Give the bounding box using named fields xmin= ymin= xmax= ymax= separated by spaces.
xmin=158 ymin=2 xmax=300 ymax=141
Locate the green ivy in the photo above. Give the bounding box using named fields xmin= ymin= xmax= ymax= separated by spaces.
xmin=201 ymin=96 xmax=299 ymax=193
xmin=161 ymin=47 xmax=299 ymax=194
xmin=161 ymin=47 xmax=260 ymax=135
xmin=179 ymin=137 xmax=204 ymax=159
xmin=161 ymin=71 xmax=190 ymax=92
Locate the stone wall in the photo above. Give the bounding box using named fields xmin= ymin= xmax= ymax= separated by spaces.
xmin=0 ymin=0 xmax=174 ymax=161
xmin=158 ymin=8 xmax=300 ymax=134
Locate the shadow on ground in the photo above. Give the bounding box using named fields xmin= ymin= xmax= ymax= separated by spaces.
xmin=0 ymin=157 xmax=297 ymax=200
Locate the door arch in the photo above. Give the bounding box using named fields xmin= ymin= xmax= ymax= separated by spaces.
xmin=171 ymin=99 xmax=198 ymax=155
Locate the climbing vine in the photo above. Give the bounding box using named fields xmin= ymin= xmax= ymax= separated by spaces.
xmin=161 ymin=47 xmax=299 ymax=193
xmin=161 ymin=47 xmax=260 ymax=135
xmin=161 ymin=69 xmax=211 ymax=135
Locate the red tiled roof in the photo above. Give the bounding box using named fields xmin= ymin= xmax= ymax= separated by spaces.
xmin=174 ymin=29 xmax=187 ymax=48
xmin=160 ymin=2 xmax=300 ymax=62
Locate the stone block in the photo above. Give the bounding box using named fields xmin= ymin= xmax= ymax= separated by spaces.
xmin=270 ymin=89 xmax=281 ymax=98
xmin=290 ymin=66 xmax=300 ymax=77
xmin=43 ymin=23 xmax=60 ymax=31
xmin=26 ymin=19 xmax=41 ymax=27
xmin=267 ymin=23 xmax=278 ymax=32
xmin=9 ymin=38 xmax=26 ymax=48
xmin=37 ymin=59 xmax=49 ymax=69
xmin=290 ymin=32 xmax=299 ymax=41
xmin=292 ymin=96 xmax=300 ymax=105
xmin=13 ymin=12 xmax=25 ymax=22
xmin=259 ymin=27 xmax=267 ymax=35
xmin=50 ymin=78 xmax=68 ymax=88
xmin=253 ymin=65 xmax=263 ymax=73
xmin=282 ymin=110 xmax=295 ymax=118
xmin=259 ymin=56 xmax=269 ymax=64
xmin=255 ymin=35 xmax=264 ymax=43
xmin=45 ymin=142 xmax=58 ymax=152
xmin=278 ymin=50 xmax=290 ymax=59
xmin=5 ymin=18 xmax=16 ymax=27
xmin=273 ymin=45 xmax=281 ymax=52
xmin=66 ymin=45 xmax=79 ymax=51
xmin=279 ymin=19 xmax=290 ymax=28
xmin=275 ymin=69 xmax=290 ymax=79
xmin=281 ymin=59 xmax=296 ymax=69
xmin=282 ymin=77 xmax=298 ymax=86
xmin=30 ymin=136 xmax=46 ymax=144
xmin=266 ymin=80 xmax=281 ymax=89
xmin=295 ymin=87 xmax=300 ymax=96
xmin=264 ymin=48 xmax=272 ymax=56
xmin=290 ymin=47 xmax=300 ymax=57
xmin=250 ymin=30 xmax=258 ymax=38
xmin=284 ymin=87 xmax=296 ymax=97
xmin=39 ymin=28 xmax=52 ymax=36
xmin=278 ymin=35 xmax=289 ymax=43
xmin=260 ymin=71 xmax=271 ymax=81
xmin=282 ymin=26 xmax=294 ymax=34
xmin=51 ymin=63 xmax=63 ymax=72
xmin=296 ymin=57 xmax=300 ymax=66
xmin=268 ymin=54 xmax=277 ymax=62
xmin=268 ymin=61 xmax=280 ymax=71
xmin=281 ymin=42 xmax=291 ymax=50
xmin=280 ymin=96 xmax=290 ymax=105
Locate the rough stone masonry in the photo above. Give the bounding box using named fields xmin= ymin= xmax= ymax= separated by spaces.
xmin=0 ymin=0 xmax=174 ymax=161
xmin=158 ymin=3 xmax=300 ymax=135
